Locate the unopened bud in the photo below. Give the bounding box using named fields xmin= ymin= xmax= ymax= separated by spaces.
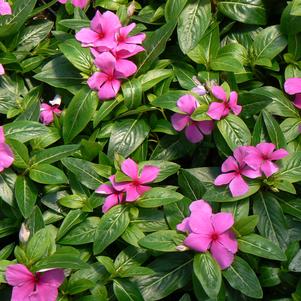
xmin=19 ymin=223 xmax=30 ymax=244
xmin=127 ymin=2 xmax=136 ymax=17
xmin=49 ymin=95 xmax=62 ymax=106
xmin=176 ymin=245 xmax=189 ymax=252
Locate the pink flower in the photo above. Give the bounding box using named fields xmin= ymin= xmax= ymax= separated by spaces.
xmin=171 ymin=95 xmax=214 ymax=143
xmin=40 ymin=96 xmax=62 ymax=125
xmin=76 ymin=11 xmax=121 ymax=51
xmin=244 ymin=142 xmax=288 ymax=177
xmin=177 ymin=200 xmax=238 ymax=269
xmin=88 ymin=52 xmax=127 ymax=100
xmin=0 ymin=64 xmax=5 ymax=76
xmin=113 ymin=158 xmax=160 ymax=202
xmin=207 ymin=85 xmax=242 ymax=120
xmin=58 ymin=0 xmax=89 ymax=9
xmin=0 ymin=0 xmax=12 ymax=15
xmin=284 ymin=77 xmax=301 ymax=109
xmin=214 ymin=146 xmax=261 ymax=197
xmin=0 ymin=126 xmax=14 ymax=172
xmin=6 ymin=264 xmax=64 ymax=301
xmin=96 ymin=175 xmax=126 ymax=213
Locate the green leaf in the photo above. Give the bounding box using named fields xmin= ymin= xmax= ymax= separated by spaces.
xmin=4 ymin=121 xmax=48 ymax=143
xmin=280 ymin=118 xmax=301 ymax=143
xmin=165 ymin=198 xmax=191 ymax=229
xmin=93 ymin=205 xmax=130 ymax=255
xmin=238 ymin=234 xmax=286 ymax=260
xmin=165 ymin=0 xmax=188 ymax=22
xmin=262 ymin=110 xmax=287 ymax=148
xmin=139 ymin=230 xmax=185 ymax=252
xmin=275 ymin=152 xmax=301 ymax=183
xmin=15 ymin=176 xmax=37 ymax=219
xmin=61 ymin=158 xmax=102 ymax=190
xmin=113 ymin=278 xmax=144 ymax=301
xmin=252 ymin=192 xmax=287 ymax=249
xmin=108 ymin=119 xmax=150 ymax=159
xmin=6 ymin=139 xmax=29 ymax=169
xmin=58 ymin=19 xmax=90 ymax=30
xmin=253 ymin=25 xmax=287 ymax=64
xmin=177 ymin=0 xmax=211 ymax=54
xmin=29 ymin=164 xmax=68 ymax=185
xmin=59 ymin=39 xmax=93 ymax=73
xmin=0 ymin=169 xmax=17 ymax=206
xmin=173 ymin=62 xmax=196 ymax=90
xmin=122 ymin=78 xmax=143 ymax=109
xmin=292 ymin=0 xmax=301 ymax=16
xmin=193 ymin=253 xmax=222 ymax=298
xmin=217 ymin=114 xmax=251 ymax=150
xmin=234 ymin=215 xmax=258 ymax=235
xmin=136 ymin=187 xmax=183 ymax=208
xmin=140 ymin=69 xmax=173 ymax=92
xmin=63 ymin=87 xmax=98 ymax=143
xmin=217 ymin=0 xmax=267 ymax=25
xmin=223 ymin=256 xmax=263 ymax=299
xmin=289 ymin=249 xmax=301 ymax=272
xmin=151 ymin=90 xmax=188 ymax=112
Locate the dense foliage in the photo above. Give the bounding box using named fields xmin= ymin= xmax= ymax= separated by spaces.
xmin=0 ymin=0 xmax=301 ymax=300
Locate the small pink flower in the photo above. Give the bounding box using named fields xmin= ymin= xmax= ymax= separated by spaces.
xmin=58 ymin=0 xmax=89 ymax=8
xmin=171 ymin=95 xmax=214 ymax=143
xmin=40 ymin=96 xmax=62 ymax=125
xmin=244 ymin=142 xmax=288 ymax=177
xmin=207 ymin=85 xmax=242 ymax=120
xmin=214 ymin=146 xmax=261 ymax=197
xmin=177 ymin=200 xmax=238 ymax=269
xmin=96 ymin=175 xmax=126 ymax=213
xmin=0 ymin=0 xmax=12 ymax=15
xmin=0 ymin=64 xmax=5 ymax=76
xmin=76 ymin=11 xmax=121 ymax=51
xmin=88 ymin=52 xmax=127 ymax=100
xmin=0 ymin=126 xmax=14 ymax=172
xmin=6 ymin=264 xmax=64 ymax=301
xmin=284 ymin=77 xmax=301 ymax=109
xmin=113 ymin=158 xmax=160 ymax=202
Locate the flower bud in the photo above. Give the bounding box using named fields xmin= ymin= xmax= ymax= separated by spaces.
xmin=19 ymin=223 xmax=30 ymax=244
xmin=127 ymin=1 xmax=136 ymax=17
xmin=176 ymin=245 xmax=189 ymax=252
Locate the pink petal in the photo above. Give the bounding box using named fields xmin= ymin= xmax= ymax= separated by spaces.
xmin=241 ymin=166 xmax=262 ymax=179
xmin=284 ymin=78 xmax=301 ymax=95
xmin=211 ymin=212 xmax=234 ymax=234
xmin=121 ymin=158 xmax=139 ymax=180
xmin=0 ymin=126 xmax=5 ymax=143
xmin=210 ymin=241 xmax=235 ymax=269
xmin=293 ymin=94 xmax=301 ymax=109
xmin=269 ymin=149 xmax=288 ymax=161
xmin=243 ymin=150 xmax=262 ymax=170
xmin=0 ymin=143 xmax=14 ymax=168
xmin=197 ymin=120 xmax=214 ymax=135
xmin=207 ymin=102 xmax=227 ymax=120
xmin=6 ymin=264 xmax=34 ymax=286
xmin=125 ymin=33 xmax=146 ymax=45
xmin=184 ymin=233 xmax=212 ymax=252
xmin=261 ymin=160 xmax=279 ymax=177
xmin=94 ymin=52 xmax=116 ymax=75
xmin=39 ymin=269 xmax=64 ymax=287
xmin=233 ymin=146 xmax=248 ymax=166
xmin=177 ymin=95 xmax=199 ymax=115
xmin=58 ymin=0 xmax=68 ymax=3
xmin=171 ymin=113 xmax=190 ymax=131
xmin=221 ymin=156 xmax=238 ymax=172
xmin=87 ymin=72 xmax=107 ymax=90
xmin=98 ymin=80 xmax=120 ymax=100
xmin=115 ymin=45 xmax=145 ymax=58
xmin=95 ymin=183 xmax=114 ymax=195
xmin=211 ymin=86 xmax=227 ymax=101
xmin=40 ymin=111 xmax=54 ymax=125
xmin=11 ymin=284 xmax=34 ymax=301
xmin=115 ymin=58 xmax=137 ymax=78
xmin=102 ymin=194 xmax=119 ymax=213
xmin=189 ymin=200 xmax=212 ymax=216
xmin=32 ymin=283 xmax=59 ymax=301
xmin=256 ymin=142 xmax=275 ymax=157
xmin=90 ymin=11 xmax=103 ymax=32
xmin=71 ymin=0 xmax=88 ymax=9
xmin=214 ymin=172 xmax=236 ymax=185
xmin=0 ymin=1 xmax=12 ymax=15
xmin=0 ymin=64 xmax=4 ymax=75
xmin=125 ymin=185 xmax=140 ymax=202
xmin=177 ymin=217 xmax=190 ymax=232
xmin=139 ymin=166 xmax=160 ymax=183
xmin=185 ymin=124 xmax=204 ymax=143
xmin=188 ymin=214 xmax=213 ymax=235
xmin=218 ymin=231 xmax=238 ymax=253
xmin=229 ymin=175 xmax=249 ymax=197
xmin=99 ymin=11 xmax=121 ymax=35
xmin=228 ymin=91 xmax=242 ymax=115
xmin=75 ymin=28 xmax=99 ymax=44
xmin=136 ymin=185 xmax=151 ymax=196
xmin=118 ymin=23 xmax=136 ymax=39
xmin=231 ymin=104 xmax=242 ymax=116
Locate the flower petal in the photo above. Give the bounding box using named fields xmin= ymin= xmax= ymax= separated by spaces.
xmin=71 ymin=0 xmax=88 ymax=9
xmin=211 ymin=85 xmax=227 ymax=101
xmin=261 ymin=160 xmax=279 ymax=177
xmin=32 ymin=283 xmax=59 ymax=301
xmin=184 ymin=233 xmax=212 ymax=252
xmin=94 ymin=52 xmax=116 ymax=75
xmin=75 ymin=28 xmax=99 ymax=44
xmin=294 ymin=94 xmax=301 ymax=109
xmin=211 ymin=212 xmax=234 ymax=234
xmin=188 ymin=214 xmax=213 ymax=234
xmin=189 ymin=200 xmax=212 ymax=215
xmin=177 ymin=95 xmax=199 ymax=115
xmin=218 ymin=231 xmax=238 ymax=253
xmin=0 ymin=126 xmax=5 ymax=143
xmin=197 ymin=120 xmax=214 ymax=135
xmin=256 ymin=142 xmax=275 ymax=157
xmin=87 ymin=72 xmax=107 ymax=90
xmin=121 ymin=158 xmax=139 ymax=180
xmin=284 ymin=78 xmax=301 ymax=95
xmin=102 ymin=194 xmax=119 ymax=213
xmin=229 ymin=175 xmax=249 ymax=197
xmin=125 ymin=185 xmax=140 ymax=202
xmin=11 ymin=284 xmax=34 ymax=301
xmin=221 ymin=156 xmax=238 ymax=172
xmin=185 ymin=124 xmax=204 ymax=143
xmin=241 ymin=166 xmax=262 ymax=179
xmin=0 ymin=1 xmax=12 ymax=15
xmin=269 ymin=148 xmax=288 ymax=161
xmin=40 ymin=110 xmax=54 ymax=125
xmin=95 ymin=183 xmax=114 ymax=195
xmin=39 ymin=269 xmax=65 ymax=287
xmin=207 ymin=102 xmax=227 ymax=120
xmin=210 ymin=241 xmax=235 ymax=269
xmin=0 ymin=63 xmax=4 ymax=75
xmin=136 ymin=185 xmax=151 ymax=196
xmin=115 ymin=58 xmax=137 ymax=78
xmin=0 ymin=143 xmax=14 ymax=169
xmin=139 ymin=166 xmax=160 ymax=183
xmin=98 ymin=80 xmax=120 ymax=100
xmin=171 ymin=113 xmax=190 ymax=131
xmin=6 ymin=264 xmax=33 ymax=286
xmin=177 ymin=217 xmax=190 ymax=232
xmin=214 ymin=173 xmax=236 ymax=186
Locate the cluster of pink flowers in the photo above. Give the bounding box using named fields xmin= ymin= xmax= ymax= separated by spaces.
xmin=5 ymin=264 xmax=64 ymax=301
xmin=75 ymin=11 xmax=145 ymax=100
xmin=0 ymin=0 xmax=12 ymax=76
xmin=40 ymin=95 xmax=62 ymax=125
xmin=215 ymin=143 xmax=288 ymax=197
xmin=177 ymin=200 xmax=238 ymax=269
xmin=58 ymin=0 xmax=89 ymax=9
xmin=0 ymin=126 xmax=14 ymax=172
xmin=96 ymin=158 xmax=160 ymax=213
